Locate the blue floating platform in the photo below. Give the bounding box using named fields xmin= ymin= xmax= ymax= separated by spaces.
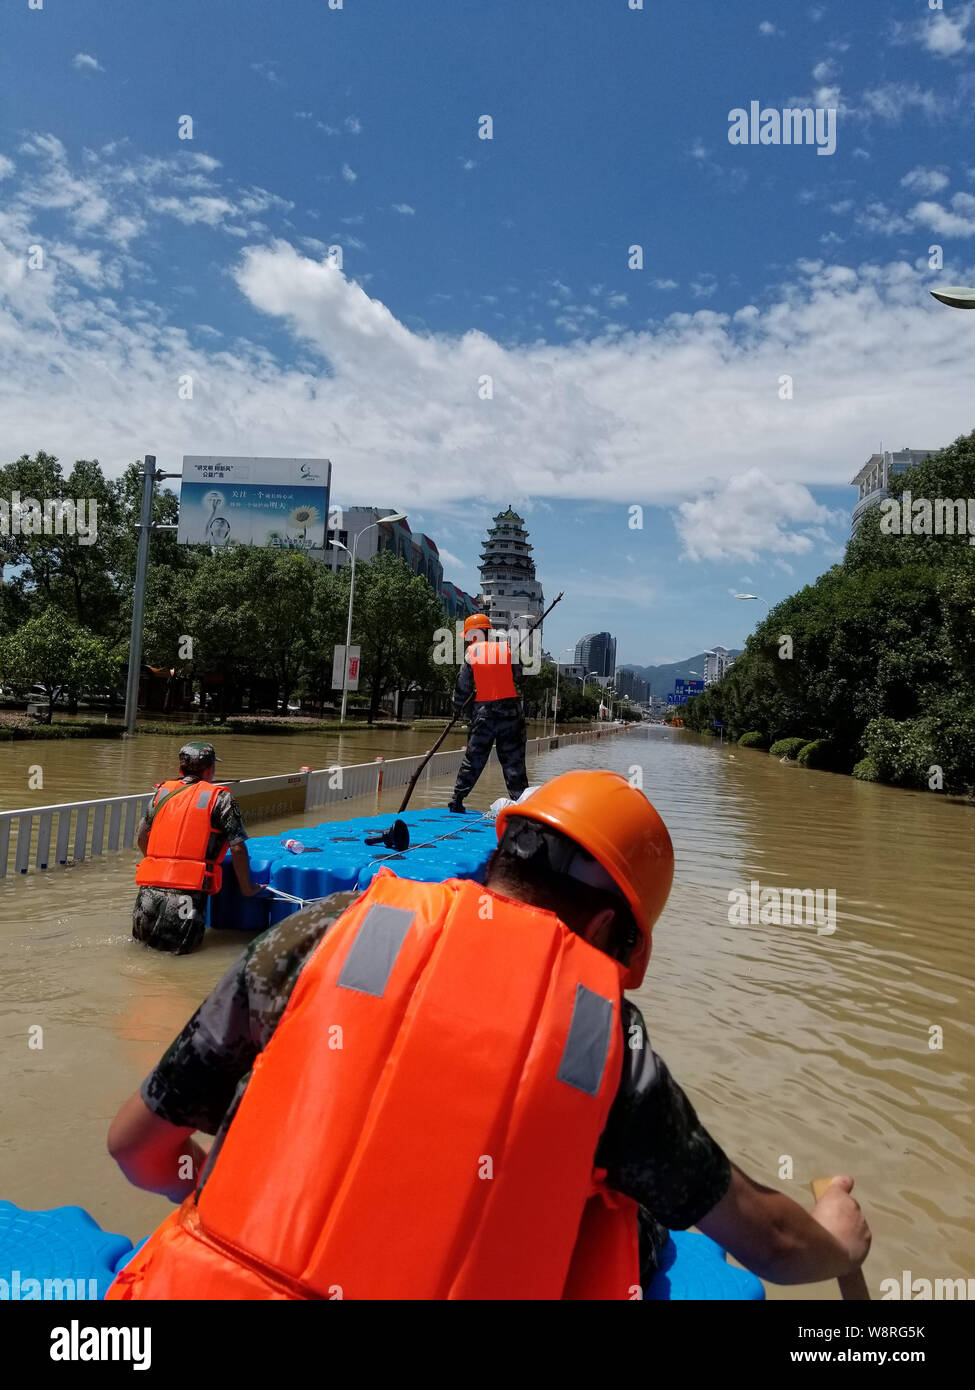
xmin=0 ymin=1200 xmax=135 ymax=1300
xmin=0 ymin=1201 xmax=763 ymax=1300
xmin=645 ymin=1230 xmax=765 ymax=1300
xmin=208 ymin=808 xmax=500 ymax=932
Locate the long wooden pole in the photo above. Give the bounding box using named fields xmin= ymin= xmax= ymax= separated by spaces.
xmin=810 ymin=1177 xmax=870 ymax=1301
xmin=397 ymin=591 xmax=565 ymax=814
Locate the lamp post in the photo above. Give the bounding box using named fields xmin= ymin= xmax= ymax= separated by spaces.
xmin=333 ymin=511 xmax=407 ymax=724
xmin=553 ymin=646 xmax=574 ymax=737
xmin=930 ymin=286 xmax=975 ymax=310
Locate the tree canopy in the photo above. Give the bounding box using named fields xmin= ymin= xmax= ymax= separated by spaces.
xmin=682 ymin=430 xmax=975 ymax=794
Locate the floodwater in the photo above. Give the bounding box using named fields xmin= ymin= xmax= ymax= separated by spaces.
xmin=1 ymin=725 xmax=973 ymax=1301
xmin=0 ymin=724 xmax=474 ymax=813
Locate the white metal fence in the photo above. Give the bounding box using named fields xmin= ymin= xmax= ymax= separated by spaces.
xmin=0 ymin=724 xmax=631 ymax=878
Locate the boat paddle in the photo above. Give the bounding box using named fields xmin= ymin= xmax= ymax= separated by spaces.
xmin=397 ymin=591 xmax=564 ymax=814
xmin=810 ymin=1177 xmax=870 ymax=1301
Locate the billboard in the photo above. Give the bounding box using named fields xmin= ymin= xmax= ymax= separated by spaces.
xmin=178 ymin=457 xmax=331 ymax=550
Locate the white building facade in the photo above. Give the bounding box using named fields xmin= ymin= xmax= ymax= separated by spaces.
xmin=704 ymin=646 xmax=735 ymax=686
xmin=478 ymin=506 xmax=544 ymax=632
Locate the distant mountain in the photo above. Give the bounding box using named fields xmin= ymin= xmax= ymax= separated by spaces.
xmin=619 ymin=652 xmax=742 ymax=700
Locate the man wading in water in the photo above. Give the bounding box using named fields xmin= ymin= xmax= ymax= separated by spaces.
xmin=132 ymin=741 xmax=261 ymax=956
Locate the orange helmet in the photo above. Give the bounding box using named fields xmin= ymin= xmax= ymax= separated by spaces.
xmin=494 ymin=770 xmax=674 ymax=989
xmin=464 ymin=613 xmax=491 ymax=636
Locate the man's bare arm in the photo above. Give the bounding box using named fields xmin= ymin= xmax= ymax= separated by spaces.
xmin=107 ymin=1091 xmax=208 ymax=1203
xmin=696 ymin=1165 xmax=870 ymax=1284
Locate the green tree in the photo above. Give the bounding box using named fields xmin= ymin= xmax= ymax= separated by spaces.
xmin=350 ymin=552 xmax=448 ymax=723
xmin=683 ymin=429 xmax=975 ymax=793
xmin=0 ymin=607 xmax=123 ymax=722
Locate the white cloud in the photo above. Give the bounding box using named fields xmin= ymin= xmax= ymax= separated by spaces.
xmin=73 ymin=53 xmax=104 ymax=73
xmin=860 ymin=83 xmax=946 ymax=121
xmin=251 ymin=61 xmax=281 ymax=84
xmin=150 ymin=195 xmax=238 ymax=226
xmin=344 ymin=116 xmax=362 ymax=134
xmin=651 ymin=278 xmax=678 ymax=290
xmin=909 ymin=192 xmax=975 ymax=237
xmin=812 ymin=59 xmax=837 ymax=83
xmin=3 ymin=138 xmax=975 ymax=567
xmin=436 ymin=546 xmax=469 ymax=576
xmin=901 ymin=166 xmax=950 ymax=194
xmin=391 ymin=203 xmax=415 ymax=215
xmin=341 ymin=163 xmax=357 ymax=183
xmin=917 ymin=4 xmax=974 ymax=58
xmin=0 ymin=156 xmax=14 ymax=180
xmin=675 ymin=471 xmax=838 ymax=563
xmin=855 ymin=200 xmax=912 ymax=235
xmin=758 ymin=21 xmax=782 ymax=37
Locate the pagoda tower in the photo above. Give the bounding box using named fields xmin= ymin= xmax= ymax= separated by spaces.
xmin=478 ymin=505 xmax=544 ymax=632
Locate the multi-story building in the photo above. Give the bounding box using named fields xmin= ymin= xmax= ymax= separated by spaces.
xmin=616 ymin=667 xmax=649 ymax=704
xmin=851 ymin=448 xmax=936 ymax=531
xmin=324 ymin=505 xmax=458 ymax=598
xmin=704 ymin=647 xmax=735 ymax=686
xmin=441 ymin=581 xmax=482 ymax=620
xmin=574 ymin=632 xmax=617 ymax=681
xmin=478 ymin=506 xmax=544 ymax=632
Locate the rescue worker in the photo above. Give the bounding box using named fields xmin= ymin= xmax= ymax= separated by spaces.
xmin=448 ymin=613 xmax=528 ymax=813
xmin=132 ymin=741 xmax=261 ymax=956
xmin=107 ymin=769 xmax=870 ymax=1300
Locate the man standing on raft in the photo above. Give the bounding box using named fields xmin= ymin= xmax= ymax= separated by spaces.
xmin=106 ymin=769 xmax=870 ymax=1299
xmin=447 ymin=613 xmax=528 ymax=813
xmin=132 ymin=741 xmax=261 ymax=956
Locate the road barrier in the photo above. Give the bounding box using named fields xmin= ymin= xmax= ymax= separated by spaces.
xmin=0 ymin=724 xmax=632 ymax=878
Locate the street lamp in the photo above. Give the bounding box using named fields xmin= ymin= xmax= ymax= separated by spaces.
xmin=734 ymin=593 xmax=771 ymax=611
xmin=553 ymin=646 xmax=574 ymax=737
xmin=333 ymin=511 xmax=408 ymax=723
xmin=930 ymin=286 xmax=975 ymax=309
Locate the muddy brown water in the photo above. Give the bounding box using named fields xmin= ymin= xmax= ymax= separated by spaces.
xmin=1 ymin=726 xmax=973 ymax=1301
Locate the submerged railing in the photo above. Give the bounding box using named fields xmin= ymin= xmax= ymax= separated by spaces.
xmin=0 ymin=724 xmax=631 ymax=878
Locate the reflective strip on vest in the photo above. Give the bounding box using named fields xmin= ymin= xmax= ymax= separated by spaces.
xmin=338 ymin=905 xmax=415 ymax=997
xmin=557 ymin=984 xmax=613 ymax=1096
xmin=197 ymin=787 xmax=212 ymax=808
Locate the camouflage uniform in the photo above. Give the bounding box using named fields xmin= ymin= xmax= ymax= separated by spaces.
xmin=450 ymin=653 xmax=528 ymax=805
xmin=132 ymin=778 xmax=248 ymax=956
xmin=139 ymin=894 xmax=730 ymax=1285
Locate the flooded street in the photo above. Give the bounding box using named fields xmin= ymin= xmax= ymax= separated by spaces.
xmin=0 ymin=724 xmax=473 ymax=813
xmin=1 ymin=726 xmax=973 ymax=1300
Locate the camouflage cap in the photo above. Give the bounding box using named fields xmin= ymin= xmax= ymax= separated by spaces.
xmin=178 ymin=740 xmax=221 ymax=775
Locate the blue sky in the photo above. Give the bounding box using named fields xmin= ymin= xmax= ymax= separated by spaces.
xmin=2 ymin=0 xmax=975 ymax=664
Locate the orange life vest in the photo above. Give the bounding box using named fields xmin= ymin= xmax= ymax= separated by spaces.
xmin=134 ymin=779 xmax=230 ymax=895
xmin=107 ymin=870 xmax=641 ymax=1301
xmin=468 ymin=639 xmax=518 ymax=702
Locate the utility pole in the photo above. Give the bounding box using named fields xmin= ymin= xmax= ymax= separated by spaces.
xmin=123 ymin=457 xmax=156 ymax=737
xmin=123 ymin=457 xmax=181 ymax=737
